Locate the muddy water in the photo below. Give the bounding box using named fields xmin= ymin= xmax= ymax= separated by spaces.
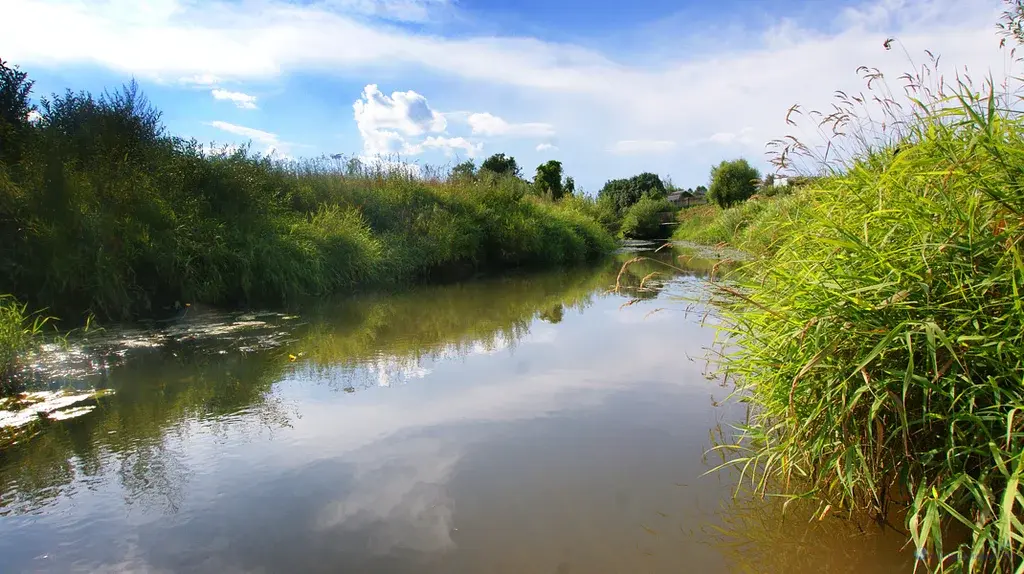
xmin=0 ymin=248 xmax=915 ymax=573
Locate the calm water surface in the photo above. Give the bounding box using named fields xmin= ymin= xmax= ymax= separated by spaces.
xmin=0 ymin=249 xmax=915 ymax=573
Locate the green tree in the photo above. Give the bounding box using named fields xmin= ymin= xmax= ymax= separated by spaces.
xmin=597 ymin=172 xmax=666 ymax=214
xmin=480 ymin=153 xmax=521 ymax=178
xmin=695 ymin=185 xmax=707 ymax=195
xmin=564 ymin=176 xmax=575 ymax=196
xmin=450 ymin=160 xmax=476 ymax=179
xmin=534 ymin=160 xmax=564 ymax=200
xmin=707 ymin=159 xmax=760 ymax=208
xmin=0 ymin=59 xmax=35 ymax=167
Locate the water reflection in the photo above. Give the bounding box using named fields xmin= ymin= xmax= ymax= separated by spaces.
xmin=0 ymin=248 xmax=911 ymax=573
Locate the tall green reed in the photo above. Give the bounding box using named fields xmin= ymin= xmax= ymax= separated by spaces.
xmin=710 ymin=46 xmax=1024 ymax=572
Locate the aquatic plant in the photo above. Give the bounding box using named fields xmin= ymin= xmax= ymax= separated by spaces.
xmin=0 ymin=295 xmax=48 ymax=392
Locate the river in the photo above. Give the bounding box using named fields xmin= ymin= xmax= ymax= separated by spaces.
xmin=0 ymin=246 xmax=915 ymax=573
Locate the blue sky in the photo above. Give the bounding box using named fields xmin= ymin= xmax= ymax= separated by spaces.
xmin=1 ymin=0 xmax=1013 ymax=191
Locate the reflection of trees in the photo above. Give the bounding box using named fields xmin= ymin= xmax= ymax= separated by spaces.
xmin=539 ymin=304 xmax=564 ymax=324
xmin=1 ymin=252 xmax=688 ymax=515
xmin=612 ymin=247 xmax=722 ymax=302
xmin=0 ymin=351 xmax=289 ymax=515
xmin=0 ymin=247 xmax=715 ymax=517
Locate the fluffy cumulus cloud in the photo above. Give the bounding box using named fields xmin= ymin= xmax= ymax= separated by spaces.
xmin=0 ymin=0 xmax=1013 ymax=185
xmin=354 ymin=84 xmax=447 ymax=137
xmin=466 ymin=112 xmax=555 ymax=138
xmin=536 ymin=143 xmax=558 ymax=152
xmin=211 ymin=88 xmax=258 ymax=109
xmin=353 ymin=84 xmax=484 ymax=159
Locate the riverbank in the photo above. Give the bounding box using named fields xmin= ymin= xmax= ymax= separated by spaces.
xmin=0 ymin=62 xmax=615 ymax=388
xmin=686 ymin=95 xmax=1024 ymax=568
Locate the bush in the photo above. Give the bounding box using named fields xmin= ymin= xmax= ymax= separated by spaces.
xmin=620 ymin=195 xmax=674 ymax=239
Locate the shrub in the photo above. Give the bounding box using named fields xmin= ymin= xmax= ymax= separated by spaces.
xmin=620 ymin=195 xmax=674 ymax=239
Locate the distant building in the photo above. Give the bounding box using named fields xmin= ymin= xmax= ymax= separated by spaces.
xmin=667 ymin=190 xmax=707 ymax=208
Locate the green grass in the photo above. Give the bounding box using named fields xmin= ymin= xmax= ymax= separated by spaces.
xmin=0 ymin=295 xmax=48 ymax=392
xmin=671 ymin=193 xmax=810 ymax=254
xmin=709 ymin=86 xmax=1024 ymax=571
xmin=0 ymin=66 xmax=615 ymax=327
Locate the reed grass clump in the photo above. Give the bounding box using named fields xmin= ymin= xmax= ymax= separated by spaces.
xmin=714 ymin=82 xmax=1024 ymax=571
xmin=0 ymin=295 xmax=48 ymax=392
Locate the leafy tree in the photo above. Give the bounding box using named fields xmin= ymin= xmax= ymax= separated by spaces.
xmin=534 ymin=160 xmax=564 ymax=200
xmin=480 ymin=153 xmax=521 ymax=178
xmin=707 ymin=159 xmax=760 ymax=208
xmin=597 ymin=172 xmax=666 ymax=214
xmin=0 ymin=59 xmax=35 ymax=166
xmin=564 ymin=176 xmax=575 ymax=196
xmin=450 ymin=160 xmax=476 ymax=179
xmin=620 ymin=195 xmax=674 ymax=239
xmin=695 ymin=185 xmax=707 ymax=195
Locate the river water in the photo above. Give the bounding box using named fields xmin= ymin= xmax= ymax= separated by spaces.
xmin=0 ymin=247 xmax=915 ymax=573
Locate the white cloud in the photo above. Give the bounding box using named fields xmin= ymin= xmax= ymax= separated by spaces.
xmin=466 ymin=112 xmax=555 ymax=137
xmin=707 ymin=127 xmax=755 ymax=146
xmin=179 ymin=73 xmax=222 ymax=86
xmin=0 ymin=0 xmax=1012 ymax=185
xmin=536 ymin=143 xmax=558 ymax=152
xmin=206 ymin=120 xmax=293 ymax=159
xmin=354 ymin=84 xmax=446 ymax=137
xmin=609 ymin=140 xmax=677 ymax=155
xmin=26 ymin=110 xmax=42 ymax=123
xmin=211 ymin=88 xmax=258 ymax=109
xmin=414 ymin=136 xmax=482 ymax=157
xmin=353 ymin=84 xmax=481 ymax=159
xmin=320 ymin=0 xmax=451 ymax=23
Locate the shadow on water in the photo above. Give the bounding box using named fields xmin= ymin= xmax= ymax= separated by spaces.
xmin=0 ymin=246 xmax=914 ymax=573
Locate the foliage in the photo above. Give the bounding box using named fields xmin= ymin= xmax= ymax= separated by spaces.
xmin=534 ymin=160 xmax=564 ymax=200
xmin=479 ymin=153 xmax=521 ymax=178
xmin=597 ymin=172 xmax=667 ymax=214
xmin=450 ymin=160 xmax=476 ymax=179
xmin=712 ymin=75 xmax=1024 ymax=571
xmin=564 ymin=176 xmax=575 ymax=196
xmin=0 ymin=64 xmax=614 ymax=324
xmin=672 ymin=193 xmax=809 ymax=251
xmin=619 ymin=195 xmax=674 ymax=240
xmin=0 ymin=295 xmax=49 ymax=393
xmin=707 ymin=158 xmax=760 ymax=208
xmin=0 ymin=60 xmax=34 ymax=168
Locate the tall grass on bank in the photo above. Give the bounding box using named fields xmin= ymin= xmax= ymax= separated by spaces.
xmin=0 ymin=62 xmax=614 ymax=323
xmin=671 ymin=190 xmax=810 ymax=254
xmin=711 ymin=73 xmax=1024 ymax=570
xmin=0 ymin=296 xmax=49 ymax=392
